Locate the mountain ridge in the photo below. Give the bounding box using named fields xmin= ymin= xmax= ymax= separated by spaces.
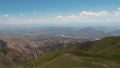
xmin=0 ymin=36 xmax=120 ymax=68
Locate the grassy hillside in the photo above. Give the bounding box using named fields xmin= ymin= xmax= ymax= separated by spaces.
xmin=7 ymin=49 xmax=119 ymax=68
xmin=3 ymin=36 xmax=120 ymax=68
xmin=76 ymin=36 xmax=120 ymax=57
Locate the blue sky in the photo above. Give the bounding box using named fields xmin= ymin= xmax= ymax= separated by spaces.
xmin=0 ymin=0 xmax=119 ymax=13
xmin=0 ymin=0 xmax=120 ymax=24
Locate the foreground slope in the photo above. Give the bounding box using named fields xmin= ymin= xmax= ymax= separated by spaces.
xmin=17 ymin=37 xmax=120 ymax=68
xmin=18 ymin=50 xmax=120 ymax=68
xmin=76 ymin=36 xmax=120 ymax=57
xmin=7 ymin=36 xmax=120 ymax=68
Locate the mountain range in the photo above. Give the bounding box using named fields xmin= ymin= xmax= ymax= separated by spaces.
xmin=0 ymin=26 xmax=120 ymax=68
xmin=0 ymin=36 xmax=119 ymax=68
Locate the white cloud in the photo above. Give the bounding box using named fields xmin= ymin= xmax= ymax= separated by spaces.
xmin=55 ymin=10 xmax=110 ymax=23
xmin=56 ymin=16 xmax=63 ymax=18
xmin=4 ymin=14 xmax=9 ymax=17
xmin=118 ymin=8 xmax=120 ymax=10
xmin=56 ymin=15 xmax=78 ymax=19
xmin=33 ymin=12 xmax=37 ymax=15
xmin=56 ymin=15 xmax=83 ymax=23
xmin=114 ymin=12 xmax=120 ymax=16
xmin=114 ymin=8 xmax=120 ymax=16
xmin=19 ymin=13 xmax=23 ymax=16
xmin=80 ymin=10 xmax=109 ymax=16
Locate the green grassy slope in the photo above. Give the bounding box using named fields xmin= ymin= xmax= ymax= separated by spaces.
xmin=14 ymin=49 xmax=119 ymax=68
xmin=76 ymin=36 xmax=120 ymax=57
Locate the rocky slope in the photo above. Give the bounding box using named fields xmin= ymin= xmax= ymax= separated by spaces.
xmin=0 ymin=38 xmax=45 ymax=65
xmin=0 ymin=37 xmax=79 ymax=64
xmin=0 ymin=39 xmax=34 ymax=67
xmin=2 ymin=38 xmax=40 ymax=54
